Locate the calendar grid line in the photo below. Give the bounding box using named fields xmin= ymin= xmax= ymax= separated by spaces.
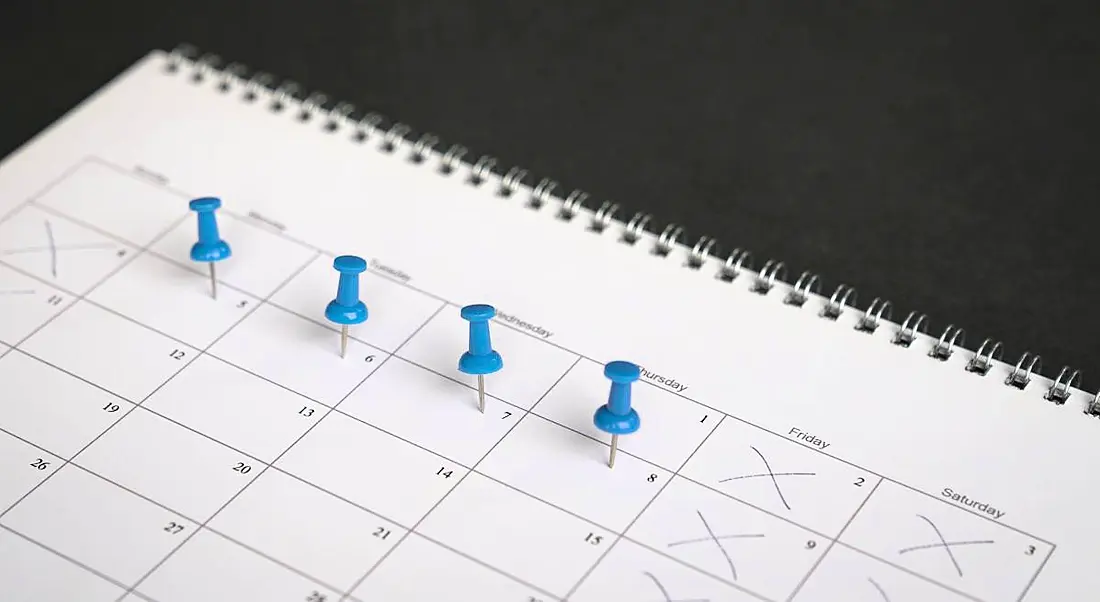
xmin=0 ymin=211 xmax=193 ymax=523
xmin=114 ymin=250 xmax=329 ymax=600
xmin=61 ymin=156 xmax=1052 ymax=547
xmin=784 ymin=476 xmax=885 ymax=601
xmin=339 ymin=354 xmax=585 ymax=601
xmin=0 ymin=278 xmax=1042 ymax=601
xmin=0 ymin=156 xmax=95 ymax=228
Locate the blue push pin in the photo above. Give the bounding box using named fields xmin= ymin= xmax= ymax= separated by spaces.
xmin=325 ymin=255 xmax=368 ymax=358
xmin=458 ymin=304 xmax=503 ymax=413
xmin=188 ymin=197 xmax=231 ymax=299
xmin=594 ymin=360 xmax=641 ymax=468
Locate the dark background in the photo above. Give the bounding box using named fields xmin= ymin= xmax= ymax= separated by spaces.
xmin=2 ymin=2 xmax=1098 ymax=390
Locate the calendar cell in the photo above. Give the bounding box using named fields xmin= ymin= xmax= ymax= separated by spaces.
xmin=0 ymin=262 xmax=72 ymax=344
xmin=76 ymin=409 xmax=260 ymax=521
xmin=534 ymin=358 xmax=720 ymax=472
xmin=838 ymin=480 xmax=1051 ymax=602
xmin=791 ymin=544 xmax=971 ymax=602
xmin=89 ymin=252 xmax=257 ymax=349
xmin=211 ymin=303 xmax=384 ymax=406
xmin=34 ymin=160 xmax=187 ymax=248
xmin=418 ymin=472 xmax=609 ymax=598
xmin=0 ymin=351 xmax=133 ymax=459
xmin=340 ymin=358 xmax=519 ymax=466
xmin=479 ymin=415 xmax=670 ymax=532
xmin=680 ymin=418 xmax=878 ymax=537
xmin=144 ymin=354 xmax=320 ymax=463
xmin=150 ymin=210 xmax=317 ymax=298
xmin=20 ymin=300 xmax=198 ymax=403
xmin=1 ymin=465 xmax=199 ymax=585
xmin=211 ymin=469 xmax=405 ymax=592
xmin=135 ymin=528 xmax=341 ymax=602
xmin=0 ymin=529 xmax=126 ymax=601
xmin=271 ymin=254 xmax=445 ymax=352
xmin=571 ymin=538 xmax=755 ymax=602
xmin=353 ymin=533 xmax=550 ymax=602
xmin=0 ymin=430 xmax=63 ymax=514
xmin=276 ymin=410 xmax=465 ymax=526
xmin=0 ymin=204 xmax=134 ymax=295
xmin=627 ymin=476 xmax=824 ymax=601
xmin=399 ymin=305 xmax=579 ymax=410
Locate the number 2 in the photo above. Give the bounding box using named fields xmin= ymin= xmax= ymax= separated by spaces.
xmin=853 ymin=477 xmax=865 ymax=487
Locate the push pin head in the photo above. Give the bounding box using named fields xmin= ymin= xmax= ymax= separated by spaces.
xmin=594 ymin=360 xmax=641 ymax=468
xmin=459 ymin=304 xmax=503 ymax=413
xmin=188 ymin=197 xmax=231 ymax=263
xmin=325 ymin=255 xmax=368 ymax=358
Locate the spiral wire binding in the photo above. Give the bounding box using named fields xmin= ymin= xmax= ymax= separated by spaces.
xmin=163 ymin=44 xmax=1098 ymax=416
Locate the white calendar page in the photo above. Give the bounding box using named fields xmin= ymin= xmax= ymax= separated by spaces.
xmin=0 ymin=50 xmax=1094 ymax=602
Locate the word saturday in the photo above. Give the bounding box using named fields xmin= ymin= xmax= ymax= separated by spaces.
xmin=942 ymin=488 xmax=1006 ymax=520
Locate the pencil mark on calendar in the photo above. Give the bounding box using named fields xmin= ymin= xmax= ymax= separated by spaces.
xmin=642 ymin=571 xmax=709 ymax=602
xmin=867 ymin=577 xmax=890 ymax=601
xmin=667 ymin=510 xmax=764 ymax=581
xmin=718 ymin=446 xmax=815 ymax=511
xmin=898 ymin=514 xmax=995 ymax=577
xmin=44 ymin=219 xmax=58 ymax=277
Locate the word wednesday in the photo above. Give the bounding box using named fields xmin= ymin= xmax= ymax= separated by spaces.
xmin=942 ymin=487 xmax=1006 ymax=520
xmin=788 ymin=427 xmax=830 ymax=450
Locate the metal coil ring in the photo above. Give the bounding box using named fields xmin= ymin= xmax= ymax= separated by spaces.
xmin=687 ymin=236 xmax=717 ymax=269
xmin=469 ymin=156 xmax=497 ymax=185
xmin=323 ymin=102 xmax=354 ymax=132
xmin=408 ymin=133 xmax=438 ymax=162
xmin=821 ymin=284 xmax=857 ymax=320
xmin=653 ymin=224 xmax=683 ymax=256
xmin=269 ymin=80 xmax=300 ymax=112
xmin=217 ymin=62 xmax=248 ymax=92
xmin=499 ymin=167 xmax=528 ymax=196
xmin=718 ymin=248 xmax=753 ymax=281
xmin=191 ymin=53 xmax=221 ymax=82
xmin=167 ymin=44 xmax=198 ymax=72
xmin=381 ymin=123 xmax=410 ymax=152
xmin=784 ymin=271 xmax=821 ymax=306
xmin=893 ymin=311 xmax=929 ymax=348
xmin=358 ymin=112 xmax=385 ymax=134
xmin=298 ymin=92 xmax=328 ymax=121
xmin=1006 ymin=352 xmax=1041 ymax=390
xmin=753 ymin=260 xmax=787 ymax=294
xmin=966 ymin=338 xmax=1004 ymax=375
xmin=242 ymin=71 xmax=275 ymax=102
xmin=439 ymin=145 xmax=468 ymax=174
xmin=590 ymin=201 xmax=619 ymax=232
xmin=621 ymin=212 xmax=653 ymax=244
xmin=929 ymin=325 xmax=965 ymax=360
xmin=856 ymin=298 xmax=893 ymax=333
xmin=1088 ymin=392 xmax=1100 ymax=417
xmin=530 ymin=178 xmax=558 ymax=209
xmin=1045 ymin=366 xmax=1081 ymax=404
xmin=558 ymin=190 xmax=589 ymax=221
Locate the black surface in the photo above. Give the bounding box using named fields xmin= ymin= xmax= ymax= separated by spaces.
xmin=2 ymin=2 xmax=1098 ymax=389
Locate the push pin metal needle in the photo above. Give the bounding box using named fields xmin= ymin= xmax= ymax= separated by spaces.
xmin=188 ymin=197 xmax=231 ymax=299
xmin=458 ymin=304 xmax=503 ymax=413
xmin=594 ymin=361 xmax=641 ymax=468
xmin=324 ymin=255 xmax=368 ymax=358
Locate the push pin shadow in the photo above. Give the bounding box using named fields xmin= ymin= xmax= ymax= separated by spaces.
xmin=188 ymin=197 xmax=231 ymax=299
xmin=458 ymin=304 xmax=502 ymax=413
xmin=594 ymin=360 xmax=641 ymax=468
xmin=325 ymin=255 xmax=368 ymax=358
